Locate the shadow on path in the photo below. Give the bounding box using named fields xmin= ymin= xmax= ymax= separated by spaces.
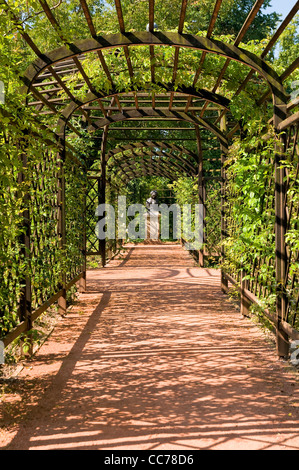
xmin=0 ymin=246 xmax=298 ymax=450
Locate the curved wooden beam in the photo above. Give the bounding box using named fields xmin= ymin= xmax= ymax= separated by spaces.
xmin=56 ymin=85 xmax=230 ymax=135
xmin=109 ymin=154 xmax=179 ymax=182
xmin=85 ymin=108 xmax=228 ymax=147
xmin=107 ymin=141 xmax=199 ymax=165
xmin=107 ymin=148 xmax=196 ymax=178
xmin=22 ymin=32 xmax=287 ymax=132
xmin=23 ymin=32 xmax=285 ymax=98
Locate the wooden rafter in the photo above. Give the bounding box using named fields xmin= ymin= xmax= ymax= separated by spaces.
xmin=200 ymin=0 xmax=266 ymax=117
xmin=2 ymin=0 xmax=294 ymax=142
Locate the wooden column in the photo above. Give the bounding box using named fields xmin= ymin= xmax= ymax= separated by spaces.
xmin=275 ymin=131 xmax=289 ymax=358
xmin=220 ymin=114 xmax=228 ymax=293
xmin=57 ymin=146 xmax=67 ymax=315
xmin=98 ymin=125 xmax=108 ymax=267
xmin=240 ymin=266 xmax=251 ymax=317
xmin=18 ymin=151 xmax=32 ymax=353
xmin=97 ymin=97 xmax=116 ymax=266
xmin=98 ymin=177 xmax=106 ymax=267
xmin=195 ymin=125 xmax=205 ymax=267
xmin=79 ymin=175 xmax=87 ymax=292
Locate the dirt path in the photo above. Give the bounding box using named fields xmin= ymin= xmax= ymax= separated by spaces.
xmin=0 ymin=244 xmax=298 ymax=450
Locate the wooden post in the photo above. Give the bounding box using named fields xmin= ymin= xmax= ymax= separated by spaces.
xmin=97 ymin=99 xmax=115 ymax=267
xmin=99 ymin=123 xmax=109 ymax=267
xmin=240 ymin=267 xmax=251 ymax=317
xmin=275 ymin=132 xmax=289 ymax=358
xmin=220 ymin=114 xmax=228 ymax=293
xmin=98 ymin=173 xmax=106 ymax=267
xmin=58 ymin=147 xmax=67 ymax=315
xmin=18 ymin=151 xmax=32 ymax=354
xmin=195 ymin=125 xmax=205 ymax=267
xmin=79 ymin=176 xmax=87 ymax=292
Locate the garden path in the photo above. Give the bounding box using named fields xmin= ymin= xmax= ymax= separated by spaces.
xmin=1 ymin=244 xmax=298 ymax=450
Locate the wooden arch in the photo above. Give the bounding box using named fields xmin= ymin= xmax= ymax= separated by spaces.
xmin=107 ymin=141 xmax=198 ymax=166
xmin=1 ymin=0 xmax=297 ymax=360
xmin=106 ymin=142 xmax=198 ymax=183
xmin=85 ymin=108 xmax=228 ymax=148
xmin=21 ymin=32 xmax=288 ymax=140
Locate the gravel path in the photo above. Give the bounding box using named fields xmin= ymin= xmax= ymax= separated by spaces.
xmin=0 ymin=244 xmax=298 ymax=450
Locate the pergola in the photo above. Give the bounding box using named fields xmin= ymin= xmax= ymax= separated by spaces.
xmin=1 ymin=0 xmax=299 ymax=358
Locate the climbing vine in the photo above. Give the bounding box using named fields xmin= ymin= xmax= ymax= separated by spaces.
xmin=0 ymin=101 xmax=86 ymax=339
xmin=0 ymin=2 xmax=298 ymax=347
xmin=223 ymin=121 xmax=299 ymax=327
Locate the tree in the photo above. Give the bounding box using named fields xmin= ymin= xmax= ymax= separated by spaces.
xmin=275 ymin=14 xmax=299 ymax=78
xmin=105 ymin=0 xmax=280 ymax=40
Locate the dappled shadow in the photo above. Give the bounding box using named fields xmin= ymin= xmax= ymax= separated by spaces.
xmin=1 ymin=246 xmax=298 ymax=450
xmin=108 ymin=244 xmax=196 ymax=269
xmin=116 ymin=248 xmax=134 ymax=267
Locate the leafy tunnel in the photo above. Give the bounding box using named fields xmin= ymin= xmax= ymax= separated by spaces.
xmin=0 ymin=0 xmax=298 ymax=362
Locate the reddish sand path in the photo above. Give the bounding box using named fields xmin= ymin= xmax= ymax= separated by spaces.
xmin=0 ymin=244 xmax=298 ymax=450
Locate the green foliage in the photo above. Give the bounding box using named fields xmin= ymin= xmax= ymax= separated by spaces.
xmin=0 ymin=90 xmax=62 ymax=335
xmin=57 ymin=36 xmax=272 ymax=121
xmin=170 ymin=176 xmax=198 ymax=207
xmin=224 ymin=125 xmax=277 ymax=280
xmin=105 ymin=0 xmax=279 ymax=40
xmin=274 ymin=14 xmax=299 ymax=103
xmin=170 ymin=176 xmax=221 ymax=260
xmin=65 ymin=158 xmax=86 ymax=282
xmin=223 ymin=122 xmax=299 ymax=327
xmin=0 ymin=98 xmax=85 ymax=339
xmin=0 ymin=0 xmax=298 ymax=345
xmin=275 ymin=14 xmax=299 ymax=77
